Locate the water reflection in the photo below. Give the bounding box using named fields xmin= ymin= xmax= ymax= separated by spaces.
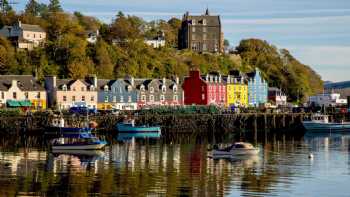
xmin=0 ymin=131 xmax=349 ymax=196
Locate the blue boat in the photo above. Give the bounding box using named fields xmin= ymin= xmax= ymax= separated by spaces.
xmin=303 ymin=114 xmax=350 ymax=132
xmin=116 ymin=120 xmax=161 ymax=133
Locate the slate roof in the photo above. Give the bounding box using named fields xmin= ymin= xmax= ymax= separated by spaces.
xmin=20 ymin=24 xmax=45 ymax=32
xmin=0 ymin=75 xmax=45 ymax=91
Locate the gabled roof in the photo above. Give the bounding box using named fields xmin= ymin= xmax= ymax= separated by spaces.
xmin=20 ymin=23 xmax=45 ymax=32
xmin=0 ymin=75 xmax=45 ymax=91
xmin=56 ymin=79 xmax=93 ymax=90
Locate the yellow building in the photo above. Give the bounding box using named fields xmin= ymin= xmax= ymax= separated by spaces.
xmin=226 ymin=73 xmax=248 ymax=107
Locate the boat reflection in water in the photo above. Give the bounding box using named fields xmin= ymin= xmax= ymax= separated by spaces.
xmin=116 ymin=131 xmax=161 ymax=141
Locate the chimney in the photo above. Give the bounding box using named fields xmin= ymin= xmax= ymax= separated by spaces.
xmin=93 ymin=75 xmax=97 ymax=87
xmin=131 ymin=76 xmax=134 ymax=86
xmin=44 ymin=76 xmax=56 ymax=90
xmin=11 ymin=80 xmax=17 ymax=88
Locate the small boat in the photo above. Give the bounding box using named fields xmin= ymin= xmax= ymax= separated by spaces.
xmin=51 ymin=133 xmax=107 ymax=150
xmin=212 ymin=142 xmax=259 ymax=158
xmin=303 ymin=114 xmax=350 ymax=132
xmin=116 ymin=119 xmax=161 ymax=133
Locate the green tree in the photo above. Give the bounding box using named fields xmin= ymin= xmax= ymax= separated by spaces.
xmin=48 ymin=0 xmax=62 ymax=13
xmin=25 ymin=0 xmax=40 ymax=16
xmin=94 ymin=40 xmax=114 ymax=78
xmin=0 ymin=36 xmax=16 ymax=74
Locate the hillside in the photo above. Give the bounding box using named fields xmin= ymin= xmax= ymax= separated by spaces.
xmin=0 ymin=0 xmax=322 ymax=102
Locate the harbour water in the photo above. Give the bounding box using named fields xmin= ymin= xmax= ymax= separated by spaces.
xmin=0 ymin=131 xmax=350 ymax=196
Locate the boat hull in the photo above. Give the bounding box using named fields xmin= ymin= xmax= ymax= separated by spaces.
xmin=52 ymin=143 xmax=106 ymax=150
xmin=45 ymin=127 xmax=93 ymax=134
xmin=303 ymin=121 xmax=350 ymax=132
xmin=116 ymin=123 xmax=161 ymax=133
xmin=212 ymin=148 xmax=259 ymax=158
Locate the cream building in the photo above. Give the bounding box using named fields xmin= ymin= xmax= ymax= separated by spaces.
xmin=0 ymin=75 xmax=47 ymax=109
xmin=0 ymin=20 xmax=46 ymax=50
xmin=45 ymin=76 xmax=98 ymax=109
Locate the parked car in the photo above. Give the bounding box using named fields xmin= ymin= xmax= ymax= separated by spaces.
xmin=69 ymin=106 xmax=97 ymax=115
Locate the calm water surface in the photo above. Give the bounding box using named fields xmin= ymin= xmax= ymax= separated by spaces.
xmin=0 ymin=131 xmax=350 ymax=197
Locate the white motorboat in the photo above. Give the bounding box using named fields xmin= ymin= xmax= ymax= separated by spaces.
xmin=212 ymin=142 xmax=259 ymax=158
xmin=303 ymin=114 xmax=350 ymax=132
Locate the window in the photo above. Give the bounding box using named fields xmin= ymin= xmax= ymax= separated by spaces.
xmin=150 ymin=87 xmax=154 ymax=93
xmin=37 ymin=92 xmax=41 ymax=99
xmin=39 ymin=34 xmax=42 ymax=38
xmin=62 ymin=85 xmax=67 ymax=91
xmin=13 ymin=92 xmax=17 ymax=99
xmin=81 ymin=87 xmax=85 ymax=91
xmin=33 ymin=34 xmax=36 ymax=38
xmin=203 ymin=34 xmax=207 ymax=40
xmin=150 ymin=95 xmax=154 ymax=102
xmin=82 ymin=96 xmax=85 ymax=101
xmin=192 ymin=27 xmax=196 ymax=32
xmin=203 ymin=43 xmax=207 ymax=51
xmin=90 ymin=86 xmax=94 ymax=91
xmin=120 ymin=96 xmax=124 ymax=102
xmin=104 ymin=96 xmax=108 ymax=102
xmin=203 ymin=19 xmax=207 ymax=25
xmin=72 ymin=96 xmax=75 ymax=101
xmin=1 ymin=92 xmax=3 ymax=99
xmin=63 ymin=96 xmax=67 ymax=101
xmin=174 ymin=95 xmax=178 ymax=101
xmin=104 ymin=85 xmax=109 ymax=92
xmin=160 ymin=95 xmax=165 ymax=101
xmin=113 ymin=96 xmax=117 ymax=102
xmin=192 ymin=34 xmax=196 ymax=40
xmin=128 ymin=96 xmax=132 ymax=102
xmin=141 ymin=95 xmax=146 ymax=102
xmin=162 ymin=86 xmax=166 ymax=93
xmin=202 ymin=94 xmax=205 ymax=100
xmin=192 ymin=19 xmax=196 ymax=25
xmin=127 ymin=86 xmax=132 ymax=92
xmin=24 ymin=92 xmax=28 ymax=99
xmin=91 ymin=96 xmax=94 ymax=101
xmin=203 ymin=27 xmax=207 ymax=32
xmin=140 ymin=85 xmax=145 ymax=91
xmin=173 ymin=86 xmax=177 ymax=93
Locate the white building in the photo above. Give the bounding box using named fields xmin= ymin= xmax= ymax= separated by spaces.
xmin=0 ymin=20 xmax=46 ymax=50
xmin=0 ymin=75 xmax=47 ymax=109
xmin=144 ymin=34 xmax=165 ymax=48
xmin=309 ymin=93 xmax=347 ymax=107
xmin=86 ymin=30 xmax=99 ymax=44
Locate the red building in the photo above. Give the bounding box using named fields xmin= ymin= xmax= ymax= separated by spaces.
xmin=182 ymin=70 xmax=226 ymax=106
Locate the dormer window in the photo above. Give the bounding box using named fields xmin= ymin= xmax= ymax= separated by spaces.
xmin=192 ymin=19 xmax=196 ymax=25
xmin=104 ymin=85 xmax=109 ymax=92
xmin=162 ymin=85 xmax=166 ymax=93
xmin=127 ymin=86 xmax=132 ymax=92
xmin=150 ymin=87 xmax=154 ymax=93
xmin=140 ymin=85 xmax=145 ymax=91
xmin=90 ymin=85 xmax=94 ymax=91
xmin=203 ymin=19 xmax=207 ymax=25
xmin=173 ymin=85 xmax=177 ymax=93
xmin=62 ymin=85 xmax=67 ymax=91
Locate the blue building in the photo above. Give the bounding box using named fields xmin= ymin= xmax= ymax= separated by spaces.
xmin=97 ymin=77 xmax=138 ymax=110
xmin=246 ymin=68 xmax=268 ymax=106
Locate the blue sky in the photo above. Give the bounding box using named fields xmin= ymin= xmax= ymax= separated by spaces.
xmin=14 ymin=0 xmax=350 ymax=82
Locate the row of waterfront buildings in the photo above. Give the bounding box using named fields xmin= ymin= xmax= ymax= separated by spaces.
xmin=0 ymin=69 xmax=288 ymax=110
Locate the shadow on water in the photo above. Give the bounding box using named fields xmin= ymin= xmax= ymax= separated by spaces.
xmin=0 ymin=128 xmax=349 ymax=196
